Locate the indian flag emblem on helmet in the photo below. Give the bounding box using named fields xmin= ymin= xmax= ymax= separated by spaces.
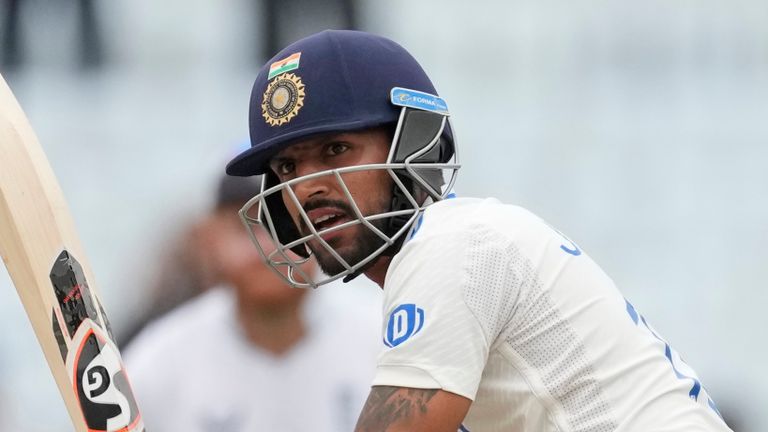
xmin=262 ymin=72 xmax=306 ymax=127
xmin=268 ymin=52 xmax=301 ymax=80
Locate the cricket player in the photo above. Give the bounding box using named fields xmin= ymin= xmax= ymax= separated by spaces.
xmin=226 ymin=30 xmax=733 ymax=432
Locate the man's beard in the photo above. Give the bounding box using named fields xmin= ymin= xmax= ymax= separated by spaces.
xmin=310 ymin=217 xmax=388 ymax=276
xmin=298 ymin=198 xmax=390 ymax=277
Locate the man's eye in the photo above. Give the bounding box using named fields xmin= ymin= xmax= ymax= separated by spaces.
xmin=278 ymin=161 xmax=295 ymax=175
xmin=326 ymin=142 xmax=349 ymax=156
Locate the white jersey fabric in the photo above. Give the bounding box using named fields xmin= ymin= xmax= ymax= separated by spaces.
xmin=373 ymin=197 xmax=731 ymax=432
xmin=124 ymin=282 xmax=381 ymax=432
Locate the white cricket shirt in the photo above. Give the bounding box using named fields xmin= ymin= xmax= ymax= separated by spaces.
xmin=373 ymin=197 xmax=732 ymax=432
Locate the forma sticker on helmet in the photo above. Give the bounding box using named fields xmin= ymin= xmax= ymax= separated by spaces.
xmin=391 ymin=87 xmax=449 ymax=116
xmin=262 ymin=72 xmax=306 ymax=127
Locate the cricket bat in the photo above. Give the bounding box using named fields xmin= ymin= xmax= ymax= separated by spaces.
xmin=0 ymin=74 xmax=145 ymax=431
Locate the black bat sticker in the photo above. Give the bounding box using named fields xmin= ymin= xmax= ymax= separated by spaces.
xmin=49 ymin=250 xmax=100 ymax=337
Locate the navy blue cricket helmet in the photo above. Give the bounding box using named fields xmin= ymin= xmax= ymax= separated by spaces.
xmin=226 ymin=29 xmax=453 ymax=176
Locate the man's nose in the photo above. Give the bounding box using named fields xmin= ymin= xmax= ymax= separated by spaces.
xmin=292 ymin=161 xmax=332 ymax=203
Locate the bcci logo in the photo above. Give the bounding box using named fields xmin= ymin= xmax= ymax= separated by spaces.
xmin=384 ymin=304 xmax=425 ymax=348
xmin=261 ymin=72 xmax=306 ymax=127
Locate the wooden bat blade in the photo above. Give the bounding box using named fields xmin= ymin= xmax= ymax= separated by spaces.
xmin=0 ymin=74 xmax=145 ymax=432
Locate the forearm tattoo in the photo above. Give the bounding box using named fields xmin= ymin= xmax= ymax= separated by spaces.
xmin=355 ymin=386 xmax=438 ymax=431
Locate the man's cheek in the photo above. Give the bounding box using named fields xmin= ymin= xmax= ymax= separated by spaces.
xmin=281 ymin=198 xmax=303 ymax=228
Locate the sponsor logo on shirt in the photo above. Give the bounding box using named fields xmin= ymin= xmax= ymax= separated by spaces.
xmin=384 ymin=304 xmax=425 ymax=348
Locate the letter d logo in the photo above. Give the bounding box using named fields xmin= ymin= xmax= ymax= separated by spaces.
xmin=384 ymin=304 xmax=425 ymax=347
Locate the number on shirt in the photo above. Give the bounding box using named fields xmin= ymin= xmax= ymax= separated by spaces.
xmin=624 ymin=299 xmax=722 ymax=418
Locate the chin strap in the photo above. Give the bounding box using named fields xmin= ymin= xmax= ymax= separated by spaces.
xmin=342 ymin=265 xmax=368 ymax=283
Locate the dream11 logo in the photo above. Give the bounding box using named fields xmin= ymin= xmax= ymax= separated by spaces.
xmin=384 ymin=304 xmax=425 ymax=348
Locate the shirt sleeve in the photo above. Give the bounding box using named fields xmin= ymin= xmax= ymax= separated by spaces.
xmin=373 ymin=226 xmax=518 ymax=401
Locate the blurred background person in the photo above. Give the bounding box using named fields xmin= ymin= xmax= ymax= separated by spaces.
xmin=118 ymin=210 xmax=217 ymax=347
xmin=122 ymin=172 xmax=381 ymax=432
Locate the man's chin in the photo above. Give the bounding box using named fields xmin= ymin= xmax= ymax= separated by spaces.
xmin=303 ymin=221 xmax=389 ymax=277
xmin=310 ymin=244 xmax=354 ymax=276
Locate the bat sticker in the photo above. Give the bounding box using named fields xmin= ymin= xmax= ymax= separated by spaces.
xmin=50 ymin=250 xmax=100 ymax=337
xmin=70 ymin=325 xmax=142 ymax=431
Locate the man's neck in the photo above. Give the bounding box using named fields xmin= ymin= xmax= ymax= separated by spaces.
xmin=364 ymin=255 xmax=392 ymax=288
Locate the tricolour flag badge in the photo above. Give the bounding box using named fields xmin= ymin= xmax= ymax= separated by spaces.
xmin=268 ymin=53 xmax=301 ymax=80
